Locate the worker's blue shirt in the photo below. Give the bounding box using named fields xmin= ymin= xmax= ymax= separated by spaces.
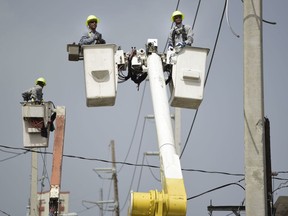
xmin=79 ymin=30 xmax=104 ymax=45
xmin=168 ymin=24 xmax=194 ymax=47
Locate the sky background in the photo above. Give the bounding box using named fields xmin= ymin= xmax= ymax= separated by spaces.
xmin=0 ymin=0 xmax=288 ymax=215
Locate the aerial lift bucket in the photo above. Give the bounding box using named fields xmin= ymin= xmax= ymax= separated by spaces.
xmin=169 ymin=46 xmax=209 ymax=109
xmin=82 ymin=44 xmax=118 ymax=107
xmin=21 ymin=101 xmax=54 ymax=148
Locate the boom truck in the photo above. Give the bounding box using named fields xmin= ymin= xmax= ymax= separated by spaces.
xmin=67 ymin=40 xmax=209 ymax=215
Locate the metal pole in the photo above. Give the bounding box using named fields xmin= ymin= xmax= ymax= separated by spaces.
xmin=110 ymin=140 xmax=120 ymax=216
xmin=243 ymin=0 xmax=268 ymax=215
xmin=99 ymin=189 xmax=103 ymax=216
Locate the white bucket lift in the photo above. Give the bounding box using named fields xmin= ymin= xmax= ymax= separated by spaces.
xmin=169 ymin=46 xmax=209 ymax=109
xmin=22 ymin=102 xmax=54 ymax=148
xmin=82 ymin=44 xmax=118 ymax=107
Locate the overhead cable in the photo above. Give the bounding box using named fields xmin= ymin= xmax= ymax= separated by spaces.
xmin=118 ymin=80 xmax=147 ymax=173
xmin=187 ymin=178 xmax=245 ymax=200
xmin=180 ymin=0 xmax=227 ymax=158
xmin=120 ymin=117 xmax=146 ymax=212
xmin=226 ymin=0 xmax=240 ymax=38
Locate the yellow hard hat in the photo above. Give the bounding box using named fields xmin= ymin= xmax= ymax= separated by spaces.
xmin=171 ymin=10 xmax=184 ymax=22
xmin=86 ymin=15 xmax=100 ymax=26
xmin=35 ymin=77 xmax=46 ymax=86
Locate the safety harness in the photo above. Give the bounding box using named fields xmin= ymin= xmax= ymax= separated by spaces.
xmin=88 ymin=31 xmax=106 ymax=44
xmin=172 ymin=25 xmax=187 ymax=46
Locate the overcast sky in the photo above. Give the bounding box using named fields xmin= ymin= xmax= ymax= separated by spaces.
xmin=0 ymin=0 xmax=288 ymax=215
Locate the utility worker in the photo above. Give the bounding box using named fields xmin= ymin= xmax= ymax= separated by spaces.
xmin=22 ymin=77 xmax=46 ymax=103
xmin=79 ymin=15 xmax=106 ymax=45
xmin=168 ymin=10 xmax=193 ymax=50
xmin=22 ymin=77 xmax=56 ymax=135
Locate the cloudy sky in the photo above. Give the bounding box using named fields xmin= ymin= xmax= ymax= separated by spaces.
xmin=0 ymin=0 xmax=287 ymax=215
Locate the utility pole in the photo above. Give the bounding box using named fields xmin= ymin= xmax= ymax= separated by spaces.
xmin=145 ymin=107 xmax=181 ymax=156
xmin=91 ymin=140 xmax=119 ymax=215
xmin=99 ymin=189 xmax=104 ymax=216
xmin=243 ymin=0 xmax=268 ymax=215
xmin=110 ymin=140 xmax=120 ymax=216
xmin=30 ymin=149 xmax=38 ymax=216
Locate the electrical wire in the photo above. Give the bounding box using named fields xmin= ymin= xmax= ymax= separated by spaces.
xmin=136 ymin=154 xmax=145 ymax=192
xmin=239 ymin=0 xmax=276 ymax=25
xmin=0 ymin=209 xmax=10 ymax=216
xmin=77 ymin=202 xmax=98 ymax=214
xmin=0 ymin=148 xmax=22 ymax=154
xmin=272 ymin=179 xmax=288 ymax=194
xmin=187 ymin=178 xmax=245 ymax=200
xmin=192 ymin=0 xmax=201 ymax=31
xmin=182 ymin=168 xmax=244 ymax=177
xmin=226 ymin=0 xmax=240 ymax=38
xmin=163 ymin=0 xmax=181 ymax=52
xmin=180 ymin=0 xmax=227 ymax=158
xmin=39 ymin=148 xmax=50 ymax=190
xmin=136 ymin=153 xmax=161 ymax=192
xmin=0 ymin=149 xmax=29 ymax=162
xmin=120 ymin=118 xmax=146 ymax=212
xmin=145 ymin=156 xmax=161 ymax=182
xmin=1 ymin=145 xmax=287 ymax=180
xmin=117 ymin=80 xmax=147 ymax=173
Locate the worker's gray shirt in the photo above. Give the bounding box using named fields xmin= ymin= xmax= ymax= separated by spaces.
xmin=168 ymin=24 xmax=194 ymax=47
xmin=79 ymin=30 xmax=104 ymax=45
xmin=22 ymin=84 xmax=43 ymax=102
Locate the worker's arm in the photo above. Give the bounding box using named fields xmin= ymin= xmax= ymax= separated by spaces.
xmin=184 ymin=25 xmax=194 ymax=46
xmin=79 ymin=32 xmax=95 ymax=45
xmin=167 ymin=28 xmax=174 ymax=49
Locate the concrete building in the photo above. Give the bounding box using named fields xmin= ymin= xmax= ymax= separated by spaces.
xmin=274 ymin=196 xmax=288 ymax=216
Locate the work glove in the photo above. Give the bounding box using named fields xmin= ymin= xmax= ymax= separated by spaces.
xmin=93 ymin=34 xmax=99 ymax=40
xmin=168 ymin=45 xmax=174 ymax=51
xmin=176 ymin=42 xmax=186 ymax=48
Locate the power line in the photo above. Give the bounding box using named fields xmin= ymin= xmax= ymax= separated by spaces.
xmin=118 ymin=80 xmax=147 ymax=173
xmin=0 ymin=149 xmax=29 ymax=162
xmin=180 ymin=0 xmax=228 ymax=158
xmin=145 ymin=156 xmax=161 ymax=182
xmin=2 ymin=144 xmax=287 ymax=178
xmin=120 ymin=117 xmax=146 ymax=212
xmin=187 ymin=179 xmax=245 ymax=200
xmin=192 ymin=0 xmax=202 ymax=30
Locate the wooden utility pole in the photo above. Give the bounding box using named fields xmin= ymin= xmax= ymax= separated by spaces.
xmin=243 ymin=0 xmax=268 ymax=215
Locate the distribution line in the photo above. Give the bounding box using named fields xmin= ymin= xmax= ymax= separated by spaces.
xmin=120 ymin=117 xmax=146 ymax=212
xmin=180 ymin=0 xmax=228 ymax=158
xmin=117 ymin=80 xmax=147 ymax=173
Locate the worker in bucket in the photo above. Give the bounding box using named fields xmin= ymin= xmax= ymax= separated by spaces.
xmin=168 ymin=10 xmax=193 ymax=50
xmin=79 ymin=15 xmax=106 ymax=45
xmin=22 ymin=77 xmax=56 ymax=136
xmin=22 ymin=77 xmax=46 ymax=103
